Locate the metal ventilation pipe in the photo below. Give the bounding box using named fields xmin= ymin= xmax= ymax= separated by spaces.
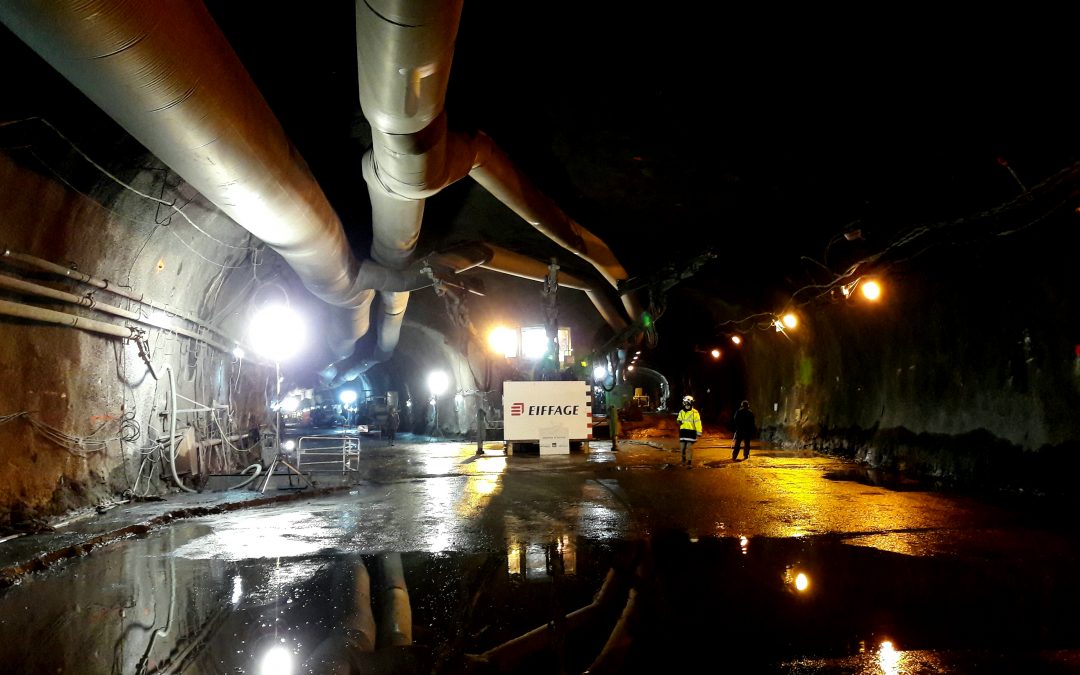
xmin=349 ymin=0 xmax=639 ymax=382
xmin=0 ymin=0 xmax=423 ymax=360
xmin=431 ymin=243 xmax=629 ymax=332
xmin=346 ymin=0 xmax=465 ymax=381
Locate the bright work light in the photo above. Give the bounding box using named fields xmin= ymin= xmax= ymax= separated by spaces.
xmin=339 ymin=390 xmax=357 ymax=405
xmin=487 ymin=326 xmax=518 ymax=357
xmin=861 ymin=279 xmax=882 ymax=301
xmin=427 ymin=371 xmax=449 ymax=396
xmin=248 ymin=305 xmax=306 ymax=361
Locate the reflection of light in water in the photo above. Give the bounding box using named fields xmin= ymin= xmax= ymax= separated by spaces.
xmin=783 ymin=565 xmax=810 ymax=593
xmin=508 ymin=535 xmax=577 ymax=579
xmin=795 ymin=572 xmax=809 ymax=591
xmin=556 ymin=534 xmax=576 ymax=575
xmin=526 ymin=544 xmax=548 ymax=578
xmin=170 ymin=512 xmax=334 ymax=561
xmin=507 ymin=542 xmax=523 ymax=576
xmin=259 ymin=644 xmax=292 ymax=675
xmin=879 ymin=640 xmax=900 ymax=674
xmin=231 ymin=576 xmax=243 ymax=605
xmin=739 ymin=536 xmax=749 ymax=555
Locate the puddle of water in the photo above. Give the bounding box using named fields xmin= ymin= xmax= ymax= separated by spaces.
xmin=1 ymin=525 xmax=1079 ymax=673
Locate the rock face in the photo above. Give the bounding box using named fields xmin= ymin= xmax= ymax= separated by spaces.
xmin=742 ymin=219 xmax=1080 ymax=495
xmin=0 ymin=138 xmax=267 ymax=527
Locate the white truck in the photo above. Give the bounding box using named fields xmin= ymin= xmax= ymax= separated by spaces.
xmin=502 ymin=380 xmax=593 ymax=455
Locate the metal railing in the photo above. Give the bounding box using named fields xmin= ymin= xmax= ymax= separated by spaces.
xmin=296 ymin=435 xmax=361 ymax=474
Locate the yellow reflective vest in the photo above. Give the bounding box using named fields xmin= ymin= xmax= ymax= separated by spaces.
xmin=677 ymin=408 xmax=702 ymax=434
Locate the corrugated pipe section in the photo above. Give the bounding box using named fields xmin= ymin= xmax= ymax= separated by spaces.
xmin=0 ymin=0 xmax=426 ymax=362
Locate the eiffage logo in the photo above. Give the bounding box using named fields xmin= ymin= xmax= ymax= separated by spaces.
xmin=509 ymin=402 xmax=580 ymax=416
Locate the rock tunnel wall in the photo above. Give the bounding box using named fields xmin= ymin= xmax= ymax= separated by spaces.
xmin=0 ymin=137 xmax=273 ymax=527
xmin=743 ymin=218 xmax=1080 ymax=495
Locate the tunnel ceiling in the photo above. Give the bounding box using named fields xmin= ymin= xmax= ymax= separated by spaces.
xmin=1 ymin=4 xmax=1077 ymax=362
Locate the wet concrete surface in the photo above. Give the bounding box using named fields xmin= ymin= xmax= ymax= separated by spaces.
xmin=3 ymin=436 xmax=1080 ymax=673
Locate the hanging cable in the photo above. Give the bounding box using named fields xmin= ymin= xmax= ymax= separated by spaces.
xmin=165 ymin=366 xmax=196 ymax=493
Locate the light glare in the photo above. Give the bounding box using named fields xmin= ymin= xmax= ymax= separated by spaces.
xmin=487 ymin=326 xmax=518 ymax=357
xmin=279 ymin=396 xmax=300 ymax=413
xmin=428 ymin=371 xmax=449 ymax=396
xmin=795 ymin=572 xmax=809 ymax=591
xmin=731 ymin=335 xmax=742 ymax=345
xmin=338 ymin=390 xmax=358 ymax=405
xmin=710 ymin=348 xmax=721 ymax=359
xmin=520 ymin=327 xmax=550 ymax=359
xmin=861 ymin=280 xmax=883 ymax=301
xmin=249 ymin=305 xmax=306 ymax=361
xmin=593 ymin=365 xmax=607 ymax=382
xmin=782 ymin=313 xmax=798 ymax=329
xmin=259 ymin=645 xmax=293 ymax=675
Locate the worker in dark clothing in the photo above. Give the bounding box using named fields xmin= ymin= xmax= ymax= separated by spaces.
xmin=731 ymin=400 xmax=755 ymax=461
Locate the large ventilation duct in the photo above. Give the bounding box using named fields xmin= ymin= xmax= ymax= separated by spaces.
xmin=348 ymin=0 xmax=639 ymax=382
xmin=348 ymin=0 xmax=465 ymax=381
xmin=0 ymin=0 xmax=425 ymax=361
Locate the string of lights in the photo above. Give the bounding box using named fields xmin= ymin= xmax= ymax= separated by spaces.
xmin=713 ymin=156 xmax=1080 ymax=343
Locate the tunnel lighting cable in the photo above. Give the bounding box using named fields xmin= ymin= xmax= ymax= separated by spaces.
xmin=28 ymin=141 xmax=254 ymax=269
xmin=165 ymin=366 xmax=197 ymax=494
xmin=15 ymin=126 xmax=253 ymax=271
xmin=9 ymin=117 xmax=255 ymax=251
xmin=0 ymin=410 xmax=127 ymax=457
xmin=714 ymin=157 xmax=1080 ymax=337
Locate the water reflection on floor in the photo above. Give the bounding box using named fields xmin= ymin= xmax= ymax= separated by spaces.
xmin=2 ymin=521 xmax=1080 ymax=674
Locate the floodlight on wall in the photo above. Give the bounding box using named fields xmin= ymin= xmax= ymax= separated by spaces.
xmin=427 ymin=371 xmax=449 ymax=397
xmin=781 ymin=313 xmax=798 ymax=329
xmin=593 ymin=365 xmax=607 ymax=382
xmin=339 ymin=390 xmax=357 ymax=405
xmin=249 ymin=304 xmax=306 ymax=361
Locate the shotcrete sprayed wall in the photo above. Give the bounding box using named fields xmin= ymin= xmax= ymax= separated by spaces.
xmin=742 ymin=219 xmax=1080 ymax=493
xmin=0 ymin=133 xmax=276 ymax=527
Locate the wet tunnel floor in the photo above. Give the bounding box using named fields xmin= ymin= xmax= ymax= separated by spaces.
xmin=3 ymin=440 xmax=1080 ymax=673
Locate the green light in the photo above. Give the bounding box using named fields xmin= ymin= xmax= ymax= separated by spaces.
xmin=641 ymin=312 xmax=653 ymax=328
